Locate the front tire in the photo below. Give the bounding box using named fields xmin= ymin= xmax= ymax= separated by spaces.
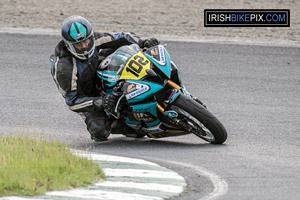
xmin=172 ymin=94 xmax=227 ymax=144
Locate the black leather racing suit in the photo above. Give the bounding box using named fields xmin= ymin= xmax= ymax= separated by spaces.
xmin=50 ymin=32 xmax=141 ymax=140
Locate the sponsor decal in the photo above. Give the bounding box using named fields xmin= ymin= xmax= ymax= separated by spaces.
xmin=134 ymin=107 xmax=151 ymax=112
xmin=204 ymin=9 xmax=290 ymax=27
xmin=127 ymin=83 xmax=136 ymax=93
xmin=150 ymin=48 xmax=159 ymax=56
xmin=159 ymin=46 xmax=166 ymax=63
xmin=149 ymin=45 xmax=166 ymax=66
xmin=126 ymin=83 xmax=150 ymax=99
xmin=133 ymin=113 xmax=154 ymax=122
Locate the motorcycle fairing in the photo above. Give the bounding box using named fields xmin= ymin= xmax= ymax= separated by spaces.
xmin=126 ymin=102 xmax=161 ymax=128
xmin=147 ymin=129 xmax=186 ymax=138
xmin=97 ymin=71 xmax=118 ymax=87
xmin=165 ymin=89 xmax=181 ymax=104
xmin=181 ymin=86 xmax=191 ymax=98
xmin=145 ymin=45 xmax=171 ymax=79
xmin=119 ymin=51 xmax=151 ymax=81
xmin=124 ymin=80 xmax=164 ymax=103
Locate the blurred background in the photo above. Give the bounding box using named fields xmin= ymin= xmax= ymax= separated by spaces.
xmin=0 ymin=0 xmax=299 ymax=45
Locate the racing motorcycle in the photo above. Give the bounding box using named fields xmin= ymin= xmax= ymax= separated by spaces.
xmin=97 ymin=44 xmax=227 ymax=144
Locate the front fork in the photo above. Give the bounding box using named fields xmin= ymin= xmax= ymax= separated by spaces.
xmin=156 ymin=80 xmax=205 ymax=113
xmin=156 ymin=80 xmax=181 ymax=115
xmin=156 ymin=80 xmax=206 ymax=131
xmin=156 ymin=80 xmax=187 ymax=129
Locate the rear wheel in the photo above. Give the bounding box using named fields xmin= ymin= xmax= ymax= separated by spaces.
xmin=171 ymin=94 xmax=227 ymax=144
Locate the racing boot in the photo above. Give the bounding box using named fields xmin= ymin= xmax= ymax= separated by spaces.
xmin=84 ymin=111 xmax=111 ymax=142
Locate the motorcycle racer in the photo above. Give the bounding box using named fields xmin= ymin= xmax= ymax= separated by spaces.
xmin=50 ymin=16 xmax=159 ymax=142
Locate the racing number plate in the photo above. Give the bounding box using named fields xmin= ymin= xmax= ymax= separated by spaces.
xmin=120 ymin=51 xmax=151 ymax=80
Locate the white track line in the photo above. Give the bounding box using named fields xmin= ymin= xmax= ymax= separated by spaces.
xmin=103 ymin=168 xmax=184 ymax=180
xmin=46 ymin=189 xmax=163 ymax=200
xmin=0 ymin=198 xmax=45 ymax=200
xmin=197 ymin=168 xmax=228 ymax=200
xmin=157 ymin=160 xmax=228 ymax=200
xmin=94 ymin=181 xmax=183 ymax=193
xmin=73 ymin=150 xmax=159 ymax=166
xmin=81 ymin=151 xmax=227 ymax=199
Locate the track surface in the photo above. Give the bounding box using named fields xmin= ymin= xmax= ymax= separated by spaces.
xmin=1 ymin=33 xmax=300 ymax=200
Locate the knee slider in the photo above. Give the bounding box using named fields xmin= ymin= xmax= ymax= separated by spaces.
xmin=85 ymin=112 xmax=111 ymax=139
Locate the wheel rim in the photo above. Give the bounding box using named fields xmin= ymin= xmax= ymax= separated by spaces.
xmin=171 ymin=106 xmax=215 ymax=142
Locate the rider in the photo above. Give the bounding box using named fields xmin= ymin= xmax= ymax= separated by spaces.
xmin=50 ymin=16 xmax=159 ymax=142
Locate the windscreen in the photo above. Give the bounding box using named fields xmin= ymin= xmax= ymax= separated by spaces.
xmin=99 ymin=44 xmax=141 ymax=74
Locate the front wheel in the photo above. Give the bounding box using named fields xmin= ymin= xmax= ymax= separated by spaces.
xmin=171 ymin=94 xmax=227 ymax=144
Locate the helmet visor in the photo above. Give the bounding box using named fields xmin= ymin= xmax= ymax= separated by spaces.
xmin=65 ymin=34 xmax=95 ymax=60
xmin=72 ymin=35 xmax=95 ymax=57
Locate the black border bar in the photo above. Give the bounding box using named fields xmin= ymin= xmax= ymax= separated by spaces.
xmin=204 ymin=9 xmax=290 ymax=27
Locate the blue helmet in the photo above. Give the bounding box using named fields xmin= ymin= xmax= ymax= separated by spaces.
xmin=61 ymin=16 xmax=95 ymax=60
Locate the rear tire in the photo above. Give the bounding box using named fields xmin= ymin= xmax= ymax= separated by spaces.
xmin=172 ymin=94 xmax=227 ymax=144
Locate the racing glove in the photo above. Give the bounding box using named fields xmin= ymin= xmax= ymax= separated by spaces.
xmin=103 ymin=94 xmax=119 ymax=111
xmin=138 ymin=38 xmax=160 ymax=48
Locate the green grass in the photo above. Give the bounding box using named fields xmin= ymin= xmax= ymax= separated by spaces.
xmin=0 ymin=135 xmax=105 ymax=197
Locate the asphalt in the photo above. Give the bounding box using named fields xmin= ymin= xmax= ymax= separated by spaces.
xmin=0 ymin=32 xmax=300 ymax=199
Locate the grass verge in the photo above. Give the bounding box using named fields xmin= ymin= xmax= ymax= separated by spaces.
xmin=0 ymin=135 xmax=105 ymax=197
